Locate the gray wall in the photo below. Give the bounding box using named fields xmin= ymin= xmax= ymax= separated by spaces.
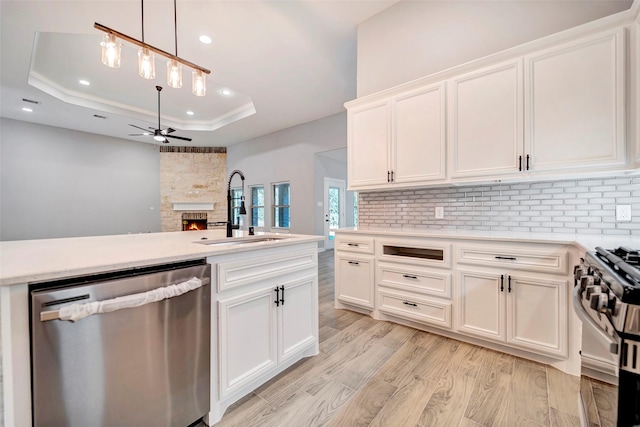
xmin=356 ymin=1 xmax=632 ymax=96
xmin=227 ymin=113 xmax=347 ymax=237
xmin=0 ymin=118 xmax=161 ymax=241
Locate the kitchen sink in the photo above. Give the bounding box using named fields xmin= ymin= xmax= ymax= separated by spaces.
xmin=194 ymin=236 xmax=290 ymax=246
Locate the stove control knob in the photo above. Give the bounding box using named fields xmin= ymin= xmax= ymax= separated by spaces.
xmin=585 ymin=284 xmax=601 ymax=299
xmin=580 ymin=276 xmax=594 ymax=291
xmin=574 ymin=266 xmax=585 ymax=280
xmin=590 ymin=292 xmax=609 ymax=313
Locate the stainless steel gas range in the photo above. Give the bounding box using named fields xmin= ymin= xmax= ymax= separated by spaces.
xmin=574 ymin=246 xmax=640 ymax=427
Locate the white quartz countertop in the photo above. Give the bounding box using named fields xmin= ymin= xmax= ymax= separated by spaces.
xmin=0 ymin=230 xmax=322 ymax=287
xmin=335 ymin=227 xmax=638 ymax=252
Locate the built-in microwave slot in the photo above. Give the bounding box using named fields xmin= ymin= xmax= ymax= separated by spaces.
xmin=382 ymin=245 xmax=444 ymax=261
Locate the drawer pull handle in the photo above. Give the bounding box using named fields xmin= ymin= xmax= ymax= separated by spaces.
xmin=500 ymin=274 xmax=504 ymax=292
xmin=274 ymin=287 xmax=280 ymax=307
xmin=347 ymin=243 xmax=360 ymax=247
xmin=403 ymin=301 xmax=418 ymax=307
xmin=348 ymin=261 xmax=360 ymax=266
xmin=495 ymin=256 xmax=516 ymax=261
xmin=403 ymin=274 xmax=418 ymax=280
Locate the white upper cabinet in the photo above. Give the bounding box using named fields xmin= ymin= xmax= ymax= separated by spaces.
xmin=392 ymin=84 xmax=447 ymax=184
xmin=348 ymin=100 xmax=390 ymax=188
xmin=449 ymin=60 xmax=524 ymax=178
xmin=347 ymin=83 xmax=446 ymax=190
xmin=524 ymin=28 xmax=626 ymax=172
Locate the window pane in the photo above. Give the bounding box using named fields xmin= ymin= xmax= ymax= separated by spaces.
xmin=252 ymin=187 xmax=264 ymax=206
xmin=274 ymin=207 xmax=290 ymax=228
xmin=328 ymin=187 xmax=340 ymax=230
xmin=231 ymin=188 xmax=242 ymax=226
xmin=251 ymin=207 xmax=264 ymax=227
xmin=353 ymin=191 xmax=359 ymax=227
xmin=274 ymin=183 xmax=290 ymax=205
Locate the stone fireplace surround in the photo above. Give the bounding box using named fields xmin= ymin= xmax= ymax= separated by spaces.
xmin=160 ymin=146 xmax=227 ymax=232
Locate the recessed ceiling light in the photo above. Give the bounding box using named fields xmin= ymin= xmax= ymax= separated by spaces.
xmin=199 ymin=35 xmax=213 ymax=44
xmin=79 ymin=79 xmax=90 ymax=86
xmin=186 ymin=111 xmax=195 ymax=116
xmin=22 ymin=107 xmax=33 ymax=112
xmin=220 ymin=89 xmax=232 ymax=96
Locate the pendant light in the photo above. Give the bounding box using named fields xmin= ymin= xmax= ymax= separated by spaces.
xmin=167 ymin=0 xmax=182 ymax=88
xmin=100 ymin=33 xmax=121 ymax=68
xmin=95 ymin=0 xmax=210 ymax=94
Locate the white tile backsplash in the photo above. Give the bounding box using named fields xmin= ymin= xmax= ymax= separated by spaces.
xmin=358 ymin=176 xmax=640 ymax=235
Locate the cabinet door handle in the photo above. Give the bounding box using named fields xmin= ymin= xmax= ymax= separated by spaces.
xmin=347 ymin=243 xmax=360 ymax=247
xmin=348 ymin=261 xmax=360 ymax=266
xmin=518 ymin=155 xmax=522 ymax=171
xmin=274 ymin=287 xmax=280 ymax=307
xmin=387 ymin=171 xmax=391 ymax=183
xmin=508 ymin=275 xmax=512 ymax=293
xmin=403 ymin=274 xmax=418 ymax=280
xmin=391 ymin=171 xmax=395 ymax=182
xmin=495 ymin=256 xmax=517 ymax=261
xmin=526 ymin=154 xmax=530 ymax=171
xmin=403 ymin=301 xmax=418 ymax=307
xmin=500 ymin=274 xmax=504 ymax=292
xmin=280 ymin=285 xmax=285 ymax=305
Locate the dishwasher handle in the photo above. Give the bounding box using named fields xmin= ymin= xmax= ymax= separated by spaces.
xmin=40 ymin=276 xmax=209 ymax=322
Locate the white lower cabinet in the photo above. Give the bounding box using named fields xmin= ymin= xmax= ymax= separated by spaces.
xmin=335 ymin=253 xmax=375 ymax=309
xmin=457 ymin=269 xmax=568 ymax=359
xmin=218 ymin=274 xmax=317 ymax=399
xmin=378 ymin=288 xmax=452 ymax=329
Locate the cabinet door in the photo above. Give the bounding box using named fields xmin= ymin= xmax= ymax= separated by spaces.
xmin=278 ymin=276 xmax=318 ymax=363
xmin=218 ymin=287 xmax=278 ymax=398
xmin=507 ymin=275 xmax=568 ymax=358
xmin=457 ymin=270 xmax=506 ymax=342
xmin=392 ymin=83 xmax=446 ymax=183
xmin=449 ymin=60 xmax=524 ymax=178
xmin=525 ymin=29 xmax=626 ymax=171
xmin=335 ymin=254 xmax=375 ymax=309
xmin=347 ymin=100 xmax=390 ymax=189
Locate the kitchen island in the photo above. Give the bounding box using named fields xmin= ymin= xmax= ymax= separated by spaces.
xmin=0 ymin=230 xmax=322 ymax=427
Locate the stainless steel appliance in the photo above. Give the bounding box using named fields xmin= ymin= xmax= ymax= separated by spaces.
xmin=574 ymin=247 xmax=640 ymax=426
xmin=30 ymin=259 xmax=211 ymax=427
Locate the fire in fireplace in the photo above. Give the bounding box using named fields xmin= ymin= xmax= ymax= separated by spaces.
xmin=182 ymin=213 xmax=208 ymax=231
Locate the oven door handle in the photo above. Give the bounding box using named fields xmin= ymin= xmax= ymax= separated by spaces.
xmin=572 ymin=285 xmax=619 ymax=355
xmin=40 ymin=276 xmax=209 ymax=323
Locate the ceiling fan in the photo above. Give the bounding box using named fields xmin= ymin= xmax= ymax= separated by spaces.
xmin=129 ymin=85 xmax=192 ymax=143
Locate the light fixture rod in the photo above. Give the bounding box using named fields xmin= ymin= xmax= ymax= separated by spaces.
xmin=94 ymin=22 xmax=211 ymax=75
xmin=173 ymin=0 xmax=178 ymax=56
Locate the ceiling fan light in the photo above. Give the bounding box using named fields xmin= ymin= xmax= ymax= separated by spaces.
xmin=100 ymin=33 xmax=121 ymax=68
xmin=138 ymin=47 xmax=156 ymax=79
xmin=167 ymin=59 xmax=182 ymax=88
xmin=192 ymin=70 xmax=206 ymax=96
xmin=153 ymin=135 xmax=166 ymax=142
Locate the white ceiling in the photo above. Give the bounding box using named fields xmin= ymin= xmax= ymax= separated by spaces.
xmin=0 ymin=0 xmax=396 ymax=147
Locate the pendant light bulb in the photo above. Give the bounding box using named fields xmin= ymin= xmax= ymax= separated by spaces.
xmin=167 ymin=59 xmax=182 ymax=88
xmin=138 ymin=47 xmax=156 ymax=79
xmin=100 ymin=33 xmax=121 ymax=68
xmin=192 ymin=70 xmax=206 ymax=96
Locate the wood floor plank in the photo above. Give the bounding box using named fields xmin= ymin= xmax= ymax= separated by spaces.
xmin=319 ymin=314 xmax=377 ymax=355
xmin=297 ymin=380 xmax=355 ymax=426
xmin=325 ymin=377 xmax=398 ymax=427
xmin=417 ymin=371 xmax=475 ymax=427
xmin=506 ymin=358 xmax=550 ymax=426
xmin=459 ymin=417 xmax=485 ymax=427
xmin=579 ymin=376 xmax=601 ymax=426
xmin=547 ymin=366 xmax=580 ymax=418
xmin=214 ymin=392 xmax=268 ymax=427
xmin=463 ymin=364 xmax=511 ymax=426
xmin=591 ymin=379 xmax=617 ymax=427
xmin=441 ymin=341 xmax=488 ymax=379
xmin=375 ymin=336 xmax=434 ymax=387
xmin=409 ymin=336 xmax=461 ymax=384
xmin=550 ymin=407 xmax=581 ymax=427
xmin=369 ymin=374 xmax=438 ymax=427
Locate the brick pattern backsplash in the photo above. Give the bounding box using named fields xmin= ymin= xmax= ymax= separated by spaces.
xmin=160 ymin=150 xmax=227 ymax=232
xmin=358 ymin=176 xmax=640 ymax=235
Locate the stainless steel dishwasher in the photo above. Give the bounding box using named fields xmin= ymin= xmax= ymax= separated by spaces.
xmin=30 ymin=259 xmax=211 ymax=427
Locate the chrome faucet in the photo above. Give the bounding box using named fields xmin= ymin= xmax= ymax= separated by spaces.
xmin=227 ymin=170 xmax=247 ymax=237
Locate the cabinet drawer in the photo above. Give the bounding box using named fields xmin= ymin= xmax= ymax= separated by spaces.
xmin=378 ymin=289 xmax=452 ymax=329
xmin=335 ymin=236 xmax=375 ymax=254
xmin=457 ymin=244 xmax=567 ymax=274
xmin=377 ymin=263 xmax=451 ymax=299
xmin=336 ymin=254 xmax=375 ymax=309
xmin=217 ymin=249 xmax=317 ymax=292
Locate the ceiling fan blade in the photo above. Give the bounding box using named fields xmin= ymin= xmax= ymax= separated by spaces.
xmin=129 ymin=124 xmax=150 ymax=132
xmin=128 ymin=133 xmax=150 ymax=136
xmin=165 ymin=127 xmax=176 ymax=134
xmin=165 ymin=134 xmax=192 ymax=141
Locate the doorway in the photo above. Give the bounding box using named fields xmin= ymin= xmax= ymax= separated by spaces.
xmin=323 ymin=177 xmax=345 ymax=250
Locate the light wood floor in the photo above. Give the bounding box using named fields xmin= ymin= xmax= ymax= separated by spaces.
xmin=215 ymin=250 xmax=586 ymax=427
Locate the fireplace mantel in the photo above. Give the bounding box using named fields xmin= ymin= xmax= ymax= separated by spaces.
xmin=172 ymin=202 xmax=215 ymax=211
